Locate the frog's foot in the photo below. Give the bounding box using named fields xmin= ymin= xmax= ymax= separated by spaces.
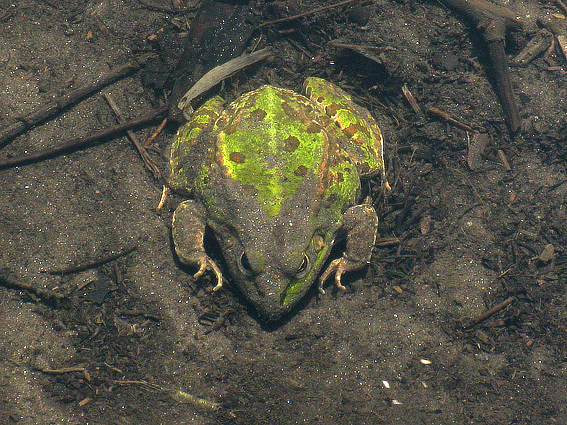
xmin=318 ymin=256 xmax=365 ymax=295
xmin=191 ymin=253 xmax=224 ymax=292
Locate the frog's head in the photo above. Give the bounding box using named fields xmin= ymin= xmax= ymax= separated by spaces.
xmin=237 ymin=243 xmax=326 ymax=320
xmin=222 ymin=234 xmax=331 ymax=321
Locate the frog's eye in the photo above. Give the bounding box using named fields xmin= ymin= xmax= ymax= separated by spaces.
xmin=294 ymin=254 xmax=310 ymax=279
xmin=238 ymin=252 xmax=254 ymax=277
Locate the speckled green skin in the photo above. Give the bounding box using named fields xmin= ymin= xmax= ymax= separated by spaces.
xmin=169 ymin=77 xmax=383 ymax=320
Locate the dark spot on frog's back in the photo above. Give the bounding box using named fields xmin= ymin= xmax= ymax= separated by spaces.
xmin=249 ymin=108 xmax=267 ymax=121
xmin=325 ymin=102 xmax=340 ymax=117
xmin=294 ymin=165 xmax=308 ymax=176
xmin=224 ymin=122 xmax=239 ymax=135
xmin=284 ymin=135 xmax=300 ymax=152
xmin=230 ymin=152 xmax=245 ymax=163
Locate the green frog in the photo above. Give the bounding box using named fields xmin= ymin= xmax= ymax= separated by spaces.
xmin=169 ymin=77 xmax=385 ymax=320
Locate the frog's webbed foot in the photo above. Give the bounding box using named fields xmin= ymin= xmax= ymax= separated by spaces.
xmin=318 ymin=204 xmax=378 ymax=295
xmin=192 ymin=253 xmax=224 ymax=291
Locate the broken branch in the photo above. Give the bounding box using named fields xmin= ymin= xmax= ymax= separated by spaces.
xmin=439 ymin=0 xmax=522 ymax=132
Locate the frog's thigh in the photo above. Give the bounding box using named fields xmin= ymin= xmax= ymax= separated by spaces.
xmin=172 ymin=200 xmax=224 ymax=290
xmin=339 ymin=108 xmax=384 ymax=177
xmin=341 ymin=204 xmax=378 ymax=265
xmin=172 ymin=200 xmax=207 ymax=263
xmin=319 ymin=203 xmax=378 ymax=292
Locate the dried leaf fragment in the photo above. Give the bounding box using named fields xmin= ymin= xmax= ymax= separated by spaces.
xmin=539 ymin=244 xmax=555 ymax=262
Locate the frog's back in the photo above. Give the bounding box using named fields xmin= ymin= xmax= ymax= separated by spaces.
xmin=202 ymin=86 xmax=359 ymax=220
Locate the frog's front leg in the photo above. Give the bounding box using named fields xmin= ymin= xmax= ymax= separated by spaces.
xmin=172 ymin=200 xmax=223 ymax=291
xmin=319 ymin=203 xmax=378 ymax=294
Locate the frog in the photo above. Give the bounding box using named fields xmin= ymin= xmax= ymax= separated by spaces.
xmin=168 ymin=77 xmax=385 ymax=321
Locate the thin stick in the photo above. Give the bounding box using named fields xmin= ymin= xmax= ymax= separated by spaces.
xmin=257 ymin=0 xmax=360 ymax=28
xmin=103 ymin=93 xmax=161 ymax=179
xmin=42 ymin=367 xmax=86 ymax=374
xmin=0 ymin=267 xmax=65 ymax=304
xmin=426 ymin=106 xmax=475 ymax=132
xmin=0 ymin=58 xmax=150 ymax=148
xmin=470 ymin=296 xmax=515 ymax=325
xmin=114 ymin=380 xmax=221 ymax=410
xmin=42 ymin=246 xmax=137 ymax=275
xmin=485 ymin=37 xmax=521 ymax=132
xmin=402 ymin=84 xmax=422 ymax=115
xmin=0 ymin=106 xmax=167 ymax=170
xmin=144 ymin=117 xmax=168 ymax=147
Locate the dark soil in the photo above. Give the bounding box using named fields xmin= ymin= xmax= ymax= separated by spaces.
xmin=1 ymin=0 xmax=567 ymax=424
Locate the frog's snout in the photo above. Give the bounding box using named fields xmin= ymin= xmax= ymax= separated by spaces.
xmin=238 ymin=272 xmax=294 ymax=321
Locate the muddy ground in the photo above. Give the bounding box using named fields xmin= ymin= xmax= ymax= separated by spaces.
xmin=1 ymin=0 xmax=566 ymax=423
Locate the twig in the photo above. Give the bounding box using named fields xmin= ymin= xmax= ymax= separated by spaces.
xmin=174 ymin=390 xmax=221 ymax=411
xmin=375 ymin=237 xmax=401 ymax=247
xmin=157 ymin=185 xmax=169 ymax=210
xmin=0 ymin=58 xmax=151 ymax=148
xmin=329 ymin=40 xmax=396 ymax=54
xmin=257 ymin=0 xmax=360 ymax=29
xmin=42 ymin=367 xmax=86 ymax=374
xmin=42 ymin=246 xmax=137 ymax=275
xmin=0 ymin=106 xmax=168 ymax=170
xmin=78 ymin=398 xmax=91 ymax=407
xmin=497 ymin=149 xmax=511 ymax=171
xmin=510 ymin=29 xmax=553 ymax=67
xmin=144 ymin=117 xmax=168 ymax=147
xmin=0 ymin=267 xmax=66 ymax=305
xmin=329 ymin=40 xmax=396 ymax=67
xmin=114 ymin=379 xmax=163 ymax=390
xmin=43 ymin=367 xmax=92 ymax=383
xmin=115 ymin=380 xmax=221 ymax=410
xmin=402 ymin=84 xmax=423 ymax=115
xmin=539 ymin=18 xmax=567 ymax=61
xmin=103 ymin=93 xmax=161 ymax=179
xmin=485 ymin=37 xmax=521 ymax=132
xmin=426 ymin=106 xmax=475 ymax=132
xmin=470 ymin=296 xmax=515 ymax=326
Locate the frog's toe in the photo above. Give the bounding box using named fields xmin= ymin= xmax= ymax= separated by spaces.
xmin=192 ymin=257 xmax=207 ymax=280
xmin=319 ymin=257 xmax=364 ymax=294
xmin=319 ymin=258 xmax=343 ymax=294
xmin=191 ymin=254 xmax=224 ymax=291
xmin=211 ymin=269 xmax=223 ymax=292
